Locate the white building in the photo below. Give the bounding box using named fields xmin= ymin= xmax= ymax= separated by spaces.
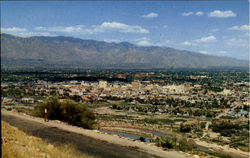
xmin=219 ymin=89 xmax=232 ymax=96
xmin=21 ymin=97 xmax=35 ymax=103
xmin=99 ymin=80 xmax=108 ymax=89
xmin=164 ymin=85 xmax=185 ymax=94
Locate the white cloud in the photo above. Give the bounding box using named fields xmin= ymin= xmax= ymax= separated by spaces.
xmin=104 ymin=39 xmax=122 ymax=43
xmin=19 ymin=32 xmax=57 ymax=37
xmin=182 ymin=12 xmax=193 ymax=16
xmin=35 ymin=25 xmax=84 ymax=33
xmin=35 ymin=25 xmax=97 ymax=34
xmin=35 ymin=22 xmax=149 ymax=34
xmin=1 ymin=27 xmax=27 ymax=33
xmin=226 ymin=38 xmax=248 ymax=48
xmin=196 ymin=11 xmax=204 ymax=16
xmin=131 ymin=37 xmax=174 ymax=47
xmin=137 ymin=40 xmax=153 ymax=46
xmin=199 ymin=50 xmax=209 ymax=54
xmin=182 ymin=41 xmax=192 ymax=46
xmin=195 ymin=35 xmax=216 ymax=43
xmin=182 ymin=11 xmax=204 ymax=17
xmin=136 ymin=37 xmax=153 ymax=46
xmin=208 ymin=10 xmax=236 ymax=18
xmin=181 ymin=41 xmax=197 ymax=46
xmin=142 ymin=12 xmax=159 ymax=18
xmin=97 ymin=22 xmax=149 ymax=33
xmin=2 ymin=23 xmax=149 ymax=37
xmin=181 ymin=35 xmax=216 ymax=47
xmin=229 ymin=25 xmax=250 ymax=31
xmin=1 ymin=27 xmax=56 ymax=37
xmin=155 ymin=40 xmax=176 ymax=47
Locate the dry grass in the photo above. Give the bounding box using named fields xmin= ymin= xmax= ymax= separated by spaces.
xmin=1 ymin=121 xmax=96 ymax=158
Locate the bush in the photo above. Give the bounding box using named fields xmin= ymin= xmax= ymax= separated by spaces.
xmin=34 ymin=97 xmax=96 ymax=129
xmin=139 ymin=137 xmax=146 ymax=142
xmin=178 ymin=138 xmax=194 ymax=151
xmin=200 ymin=122 xmax=206 ymax=129
xmin=155 ymin=136 xmax=194 ymax=151
xmin=209 ymin=120 xmax=242 ymax=137
xmin=155 ymin=137 xmax=175 ymax=149
xmin=112 ymin=104 xmax=118 ymax=109
xmin=180 ymin=123 xmax=191 ymax=133
xmin=155 ymin=137 xmax=177 ymax=149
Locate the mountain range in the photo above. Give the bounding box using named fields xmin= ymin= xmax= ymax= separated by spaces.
xmin=1 ymin=33 xmax=248 ymax=69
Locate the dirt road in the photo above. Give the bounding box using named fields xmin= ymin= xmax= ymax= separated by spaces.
xmin=1 ymin=110 xmax=191 ymax=158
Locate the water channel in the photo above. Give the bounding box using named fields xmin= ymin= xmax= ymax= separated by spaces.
xmin=100 ymin=127 xmax=215 ymax=153
xmin=100 ymin=130 xmax=151 ymax=142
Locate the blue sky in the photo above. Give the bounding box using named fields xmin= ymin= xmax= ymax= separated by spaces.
xmin=1 ymin=1 xmax=249 ymax=60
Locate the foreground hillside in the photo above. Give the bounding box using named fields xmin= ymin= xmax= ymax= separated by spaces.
xmin=1 ymin=121 xmax=94 ymax=158
xmin=1 ymin=33 xmax=248 ymax=69
xmin=2 ymin=110 xmax=193 ymax=158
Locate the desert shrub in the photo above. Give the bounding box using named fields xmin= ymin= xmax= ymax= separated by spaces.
xmin=200 ymin=122 xmax=206 ymax=129
xmin=139 ymin=137 xmax=146 ymax=142
xmin=221 ymin=116 xmax=236 ymax=119
xmin=34 ymin=97 xmax=96 ymax=129
xmin=180 ymin=123 xmax=191 ymax=133
xmin=209 ymin=120 xmax=242 ymax=137
xmin=112 ymin=104 xmax=118 ymax=109
xmin=155 ymin=137 xmax=175 ymax=149
xmin=178 ymin=138 xmax=194 ymax=151
xmin=80 ymin=110 xmax=96 ymax=129
xmin=155 ymin=136 xmax=194 ymax=151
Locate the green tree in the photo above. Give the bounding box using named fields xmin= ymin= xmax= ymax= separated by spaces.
xmin=35 ymin=97 xmax=96 ymax=129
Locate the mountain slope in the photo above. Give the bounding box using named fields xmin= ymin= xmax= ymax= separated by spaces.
xmin=1 ymin=33 xmax=248 ymax=69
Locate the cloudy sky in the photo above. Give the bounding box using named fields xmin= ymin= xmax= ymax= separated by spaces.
xmin=1 ymin=1 xmax=249 ymax=60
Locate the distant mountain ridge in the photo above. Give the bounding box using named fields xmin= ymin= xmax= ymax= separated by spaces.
xmin=1 ymin=33 xmax=248 ymax=69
